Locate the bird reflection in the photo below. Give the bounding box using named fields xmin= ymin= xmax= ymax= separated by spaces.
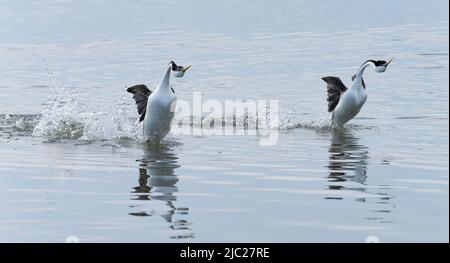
xmin=326 ymin=129 xmax=394 ymax=222
xmin=327 ymin=129 xmax=368 ymax=187
xmin=129 ymin=143 xmax=193 ymax=239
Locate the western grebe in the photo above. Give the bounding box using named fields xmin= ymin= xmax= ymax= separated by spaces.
xmin=322 ymin=58 xmax=392 ymax=128
xmin=127 ymin=61 xmax=191 ymax=142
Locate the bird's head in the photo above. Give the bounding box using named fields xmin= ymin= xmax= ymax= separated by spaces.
xmin=372 ymin=58 xmax=393 ymax=73
xmin=169 ymin=61 xmax=192 ymax=78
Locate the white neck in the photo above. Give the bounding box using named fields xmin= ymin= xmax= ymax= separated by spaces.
xmin=156 ymin=65 xmax=172 ymax=93
xmin=355 ymin=61 xmax=374 ymax=79
xmin=352 ymin=61 xmax=373 ymax=89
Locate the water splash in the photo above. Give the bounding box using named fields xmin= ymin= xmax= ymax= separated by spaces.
xmin=32 ymin=85 xmax=142 ymax=141
xmin=278 ymin=110 xmax=333 ymax=130
xmin=80 ymin=102 xmax=142 ymax=141
xmin=32 ymin=86 xmax=86 ymax=139
xmin=26 ymin=83 xmax=341 ymax=141
xmin=25 ymin=95 xmax=335 ymax=141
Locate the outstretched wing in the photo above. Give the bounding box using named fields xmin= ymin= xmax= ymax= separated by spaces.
xmin=322 ymin=76 xmax=348 ymax=112
xmin=127 ymin=84 xmax=152 ymax=122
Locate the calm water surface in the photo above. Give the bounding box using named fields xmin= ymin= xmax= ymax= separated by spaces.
xmin=0 ymin=0 xmax=448 ymax=242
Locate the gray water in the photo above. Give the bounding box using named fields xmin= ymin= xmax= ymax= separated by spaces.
xmin=0 ymin=0 xmax=448 ymax=242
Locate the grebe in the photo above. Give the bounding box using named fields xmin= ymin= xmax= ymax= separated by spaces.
xmin=322 ymin=58 xmax=392 ymax=127
xmin=127 ymin=61 xmax=191 ymax=142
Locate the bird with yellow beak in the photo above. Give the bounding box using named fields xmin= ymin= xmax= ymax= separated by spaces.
xmin=127 ymin=61 xmax=192 ymax=143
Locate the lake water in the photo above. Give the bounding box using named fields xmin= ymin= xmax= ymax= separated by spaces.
xmin=0 ymin=0 xmax=448 ymax=242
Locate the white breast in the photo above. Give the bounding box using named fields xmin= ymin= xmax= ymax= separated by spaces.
xmin=143 ymin=91 xmax=176 ymax=142
xmin=332 ymin=88 xmax=367 ymax=127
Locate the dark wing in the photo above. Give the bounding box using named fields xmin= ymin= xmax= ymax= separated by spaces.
xmin=352 ymin=74 xmax=366 ymax=89
xmin=322 ymin=76 xmax=348 ymax=112
xmin=127 ymin=84 xmax=152 ymax=122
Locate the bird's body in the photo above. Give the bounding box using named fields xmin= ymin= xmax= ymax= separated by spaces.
xmin=332 ymin=81 xmax=367 ymax=127
xmin=127 ymin=61 xmax=190 ymax=143
xmin=322 ymin=59 xmax=392 ymax=128
xmin=143 ymin=66 xmax=177 ymax=142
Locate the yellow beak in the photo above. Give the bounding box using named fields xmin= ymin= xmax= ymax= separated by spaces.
xmin=182 ymin=65 xmax=192 ymax=72
xmin=386 ymin=58 xmax=393 ymax=66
